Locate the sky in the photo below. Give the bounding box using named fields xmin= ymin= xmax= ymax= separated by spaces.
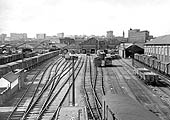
xmin=0 ymin=0 xmax=170 ymax=38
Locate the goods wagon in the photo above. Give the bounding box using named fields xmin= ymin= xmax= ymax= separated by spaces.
xmin=94 ymin=57 xmax=102 ymax=67
xmin=105 ymin=56 xmax=112 ymax=66
xmin=0 ymin=50 xmax=60 ymax=77
xmin=133 ymin=67 xmax=159 ymax=85
xmin=141 ymin=72 xmax=159 ymax=85
xmin=6 ymin=62 xmax=21 ymax=71
xmin=0 ymin=65 xmax=10 ymax=77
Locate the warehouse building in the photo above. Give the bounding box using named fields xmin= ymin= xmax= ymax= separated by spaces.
xmin=144 ymin=35 xmax=170 ymax=62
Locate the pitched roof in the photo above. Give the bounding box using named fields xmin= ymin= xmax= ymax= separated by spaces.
xmin=3 ymin=72 xmax=19 ymax=83
xmin=145 ymin=35 xmax=170 ymax=45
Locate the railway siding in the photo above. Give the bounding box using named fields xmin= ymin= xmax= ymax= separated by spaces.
xmin=121 ymin=59 xmax=170 ymax=119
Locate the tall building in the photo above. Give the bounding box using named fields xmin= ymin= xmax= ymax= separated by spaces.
xmin=128 ymin=29 xmax=152 ymax=43
xmin=36 ymin=33 xmax=46 ymax=39
xmin=0 ymin=34 xmax=7 ymax=43
xmin=10 ymin=33 xmax=27 ymax=41
xmin=57 ymin=33 xmax=64 ymax=38
xmin=106 ymin=31 xmax=114 ymax=38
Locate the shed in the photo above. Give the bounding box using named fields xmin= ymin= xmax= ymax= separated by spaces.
xmin=0 ymin=71 xmax=20 ymax=104
xmin=0 ymin=71 xmax=19 ymax=93
xmin=125 ymin=45 xmax=144 ymax=58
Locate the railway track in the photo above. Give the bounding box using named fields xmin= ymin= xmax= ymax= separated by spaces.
xmin=117 ymin=59 xmax=170 ymax=120
xmin=21 ymin=58 xmax=71 ymax=120
xmin=104 ymin=66 xmax=125 ymax=95
xmin=7 ymin=56 xmax=63 ymax=120
xmin=21 ymin=56 xmax=83 ymax=120
xmin=47 ymin=56 xmax=84 ymax=120
xmin=83 ymin=56 xmax=104 ymax=120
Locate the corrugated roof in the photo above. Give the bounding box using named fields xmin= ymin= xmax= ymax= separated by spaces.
xmin=145 ymin=35 xmax=170 ymax=45
xmin=3 ymin=72 xmax=19 ymax=83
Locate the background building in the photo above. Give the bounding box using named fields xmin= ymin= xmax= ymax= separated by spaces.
xmin=106 ymin=31 xmax=114 ymax=38
xmin=57 ymin=33 xmax=64 ymax=38
xmin=36 ymin=33 xmax=46 ymax=39
xmin=128 ymin=29 xmax=153 ymax=43
xmin=0 ymin=34 xmax=7 ymax=43
xmin=10 ymin=33 xmax=27 ymax=41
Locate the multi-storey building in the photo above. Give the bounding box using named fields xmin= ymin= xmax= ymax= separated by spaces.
xmin=128 ymin=29 xmax=152 ymax=43
xmin=36 ymin=33 xmax=46 ymax=39
xmin=10 ymin=33 xmax=27 ymax=41
xmin=0 ymin=34 xmax=7 ymax=43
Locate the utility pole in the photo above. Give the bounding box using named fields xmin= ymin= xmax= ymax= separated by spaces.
xmin=72 ymin=57 xmax=75 ymax=106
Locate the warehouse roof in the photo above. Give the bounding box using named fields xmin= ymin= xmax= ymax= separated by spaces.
xmin=145 ymin=35 xmax=170 ymax=45
xmin=3 ymin=72 xmax=19 ymax=83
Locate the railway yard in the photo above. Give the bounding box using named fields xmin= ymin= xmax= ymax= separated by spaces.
xmin=1 ymin=54 xmax=170 ymax=120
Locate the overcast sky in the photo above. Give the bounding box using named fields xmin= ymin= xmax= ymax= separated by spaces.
xmin=0 ymin=0 xmax=170 ymax=37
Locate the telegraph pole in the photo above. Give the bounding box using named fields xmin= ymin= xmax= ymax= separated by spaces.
xmin=72 ymin=57 xmax=75 ymax=106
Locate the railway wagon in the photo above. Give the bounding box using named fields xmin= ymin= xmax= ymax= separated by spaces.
xmin=105 ymin=56 xmax=112 ymax=66
xmin=0 ymin=65 xmax=10 ymax=77
xmin=153 ymin=59 xmax=161 ymax=71
xmin=6 ymin=62 xmax=21 ymax=71
xmin=133 ymin=67 xmax=150 ymax=77
xmin=15 ymin=59 xmax=26 ymax=69
xmin=160 ymin=62 xmax=170 ymax=73
xmin=0 ymin=53 xmax=23 ymax=65
xmin=0 ymin=56 xmax=8 ymax=65
xmin=0 ymin=51 xmax=59 ymax=77
xmin=141 ymin=72 xmax=159 ymax=85
xmin=24 ymin=57 xmax=36 ymax=70
xmin=65 ymin=53 xmax=71 ymax=60
xmin=134 ymin=53 xmax=140 ymax=60
xmin=94 ymin=57 xmax=102 ymax=67
xmin=103 ymin=93 xmax=160 ymax=120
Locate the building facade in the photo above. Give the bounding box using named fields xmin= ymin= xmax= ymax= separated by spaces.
xmin=36 ymin=33 xmax=46 ymax=39
xmin=144 ymin=35 xmax=170 ymax=62
xmin=128 ymin=29 xmax=152 ymax=43
xmin=10 ymin=33 xmax=27 ymax=41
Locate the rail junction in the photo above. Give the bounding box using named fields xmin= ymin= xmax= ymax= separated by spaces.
xmin=1 ymin=53 xmax=170 ymax=120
